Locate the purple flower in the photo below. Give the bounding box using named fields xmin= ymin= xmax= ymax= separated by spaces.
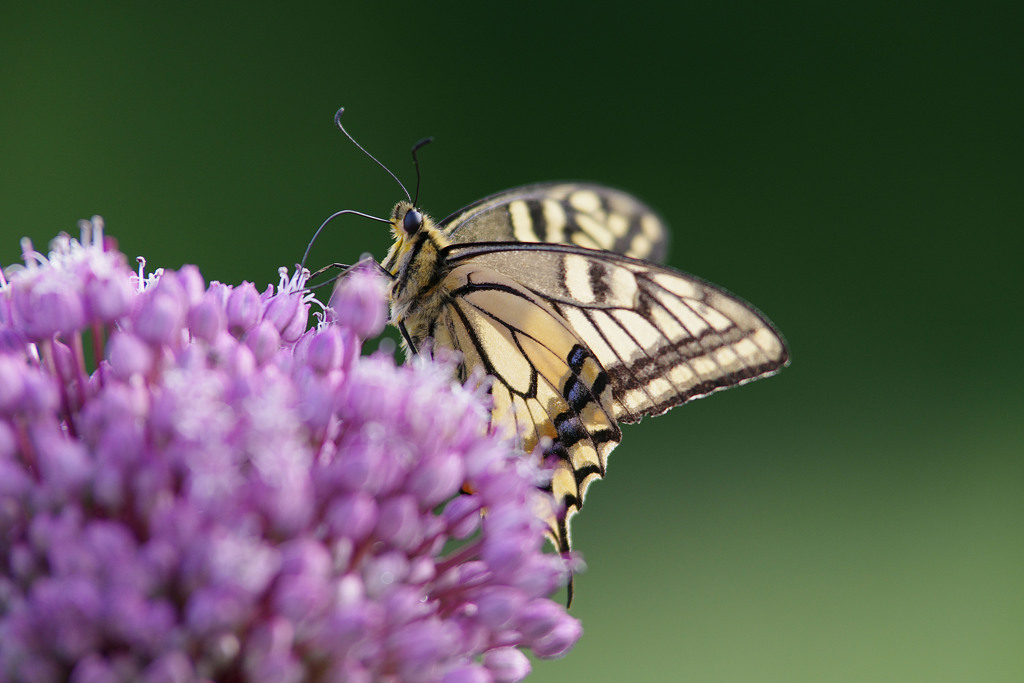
xmin=0 ymin=219 xmax=581 ymax=681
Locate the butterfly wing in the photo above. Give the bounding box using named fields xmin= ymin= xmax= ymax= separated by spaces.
xmin=435 ymin=242 xmax=789 ymax=551
xmin=426 ymin=261 xmax=621 ymax=552
xmin=438 ymin=182 xmax=670 ymax=263
xmin=444 ymin=242 xmax=789 ymax=421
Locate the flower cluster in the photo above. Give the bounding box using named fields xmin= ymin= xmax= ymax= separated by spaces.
xmin=0 ymin=220 xmax=581 ymax=682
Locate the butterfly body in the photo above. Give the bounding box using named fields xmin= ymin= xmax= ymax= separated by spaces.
xmin=376 ymin=182 xmax=789 ymax=554
xmin=381 ymin=200 xmax=454 ymax=338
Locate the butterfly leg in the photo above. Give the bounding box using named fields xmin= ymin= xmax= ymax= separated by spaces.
xmin=398 ymin=321 xmax=418 ymax=354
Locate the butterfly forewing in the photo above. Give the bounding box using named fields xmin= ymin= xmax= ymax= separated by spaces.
xmin=439 ymin=182 xmax=670 ymax=263
xmin=442 ymin=243 xmax=789 ymax=424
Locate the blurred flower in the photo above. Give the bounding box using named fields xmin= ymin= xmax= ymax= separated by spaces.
xmin=0 ymin=220 xmax=580 ymax=682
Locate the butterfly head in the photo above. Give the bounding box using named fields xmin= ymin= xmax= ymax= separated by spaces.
xmin=393 ymin=201 xmax=425 ymax=237
xmin=382 ymin=201 xmax=449 ymax=277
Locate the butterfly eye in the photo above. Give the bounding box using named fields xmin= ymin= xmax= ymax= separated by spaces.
xmin=403 ymin=209 xmax=424 ymax=235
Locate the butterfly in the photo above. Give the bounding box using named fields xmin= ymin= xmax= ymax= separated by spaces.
xmin=322 ymin=110 xmax=789 ymax=574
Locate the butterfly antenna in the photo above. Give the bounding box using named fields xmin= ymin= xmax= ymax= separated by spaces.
xmin=300 ymin=209 xmax=391 ymax=271
xmin=334 ymin=107 xmax=411 ymax=201
xmin=410 ymin=136 xmax=434 ymax=206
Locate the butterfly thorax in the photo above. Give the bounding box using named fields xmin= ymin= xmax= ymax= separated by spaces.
xmin=382 ymin=201 xmax=455 ymax=348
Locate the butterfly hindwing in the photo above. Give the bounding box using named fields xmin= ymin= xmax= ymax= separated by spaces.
xmin=439 ymin=182 xmax=670 ymax=263
xmin=426 ymin=261 xmax=622 ymax=550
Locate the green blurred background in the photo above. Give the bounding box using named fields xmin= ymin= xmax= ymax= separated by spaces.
xmin=3 ymin=2 xmax=1021 ymax=680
